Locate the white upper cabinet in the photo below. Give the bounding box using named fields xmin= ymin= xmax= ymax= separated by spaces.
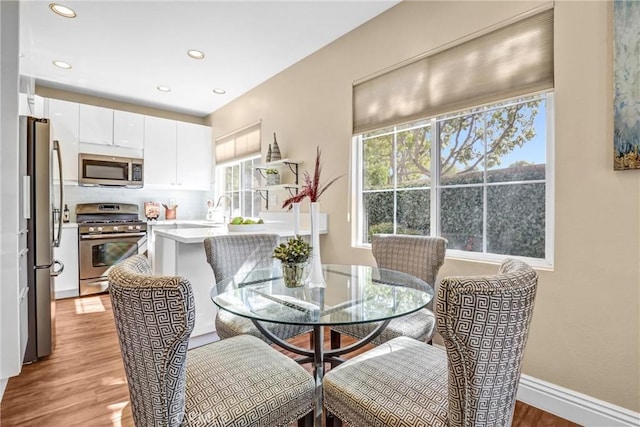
xmin=144 ymin=115 xmax=177 ymax=187
xmin=19 ymin=94 xmax=44 ymax=117
xmin=47 ymin=99 xmax=79 ymax=183
xmin=113 ymin=110 xmax=144 ymax=149
xmin=177 ymin=122 xmax=212 ymax=190
xmin=144 ymin=117 xmax=212 ymax=190
xmin=78 ymin=104 xmax=113 ymax=145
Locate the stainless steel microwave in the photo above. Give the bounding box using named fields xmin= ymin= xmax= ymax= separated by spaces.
xmin=79 ymin=153 xmax=144 ymax=188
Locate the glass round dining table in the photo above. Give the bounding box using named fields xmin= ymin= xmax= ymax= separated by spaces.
xmin=212 ymin=263 xmax=434 ymax=427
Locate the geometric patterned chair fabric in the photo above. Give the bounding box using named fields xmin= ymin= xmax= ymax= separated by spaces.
xmin=108 ymin=254 xmax=315 ymax=427
xmin=204 ymin=234 xmax=313 ymax=344
xmin=330 ymin=234 xmax=447 ymax=346
xmin=324 ymin=258 xmax=538 ymax=427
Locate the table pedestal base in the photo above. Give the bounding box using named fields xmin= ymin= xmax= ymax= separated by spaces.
xmin=251 ymin=319 xmax=392 ymax=427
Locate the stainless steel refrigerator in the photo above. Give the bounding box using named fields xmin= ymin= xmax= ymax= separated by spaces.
xmin=21 ymin=116 xmax=64 ymax=363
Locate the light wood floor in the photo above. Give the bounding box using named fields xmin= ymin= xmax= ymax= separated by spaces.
xmin=1 ymin=294 xmax=581 ymax=427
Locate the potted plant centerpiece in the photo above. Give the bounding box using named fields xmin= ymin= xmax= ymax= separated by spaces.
xmin=273 ymin=235 xmax=312 ymax=287
xmin=265 ymin=168 xmax=280 ymax=185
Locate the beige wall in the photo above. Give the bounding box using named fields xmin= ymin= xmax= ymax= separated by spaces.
xmin=208 ymin=1 xmax=640 ymax=411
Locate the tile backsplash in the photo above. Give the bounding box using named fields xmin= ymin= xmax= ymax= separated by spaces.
xmin=60 ymin=184 xmax=215 ymax=222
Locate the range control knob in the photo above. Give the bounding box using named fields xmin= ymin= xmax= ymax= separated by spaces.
xmin=97 ymin=227 xmax=103 ymax=232
xmin=128 ymin=225 xmax=134 ymax=231
xmin=88 ymin=227 xmax=95 ymax=233
xmin=113 ymin=226 xmax=119 ymax=231
xmin=135 ymin=225 xmax=141 ymax=230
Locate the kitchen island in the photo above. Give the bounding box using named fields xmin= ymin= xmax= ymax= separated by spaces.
xmin=152 ymin=212 xmax=327 ymax=348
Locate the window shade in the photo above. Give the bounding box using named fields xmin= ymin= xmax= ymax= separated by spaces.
xmin=215 ymin=123 xmax=261 ymax=164
xmin=353 ymin=9 xmax=554 ymax=135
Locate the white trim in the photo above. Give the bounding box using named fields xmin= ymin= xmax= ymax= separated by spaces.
xmin=517 ymin=374 xmax=640 ymax=427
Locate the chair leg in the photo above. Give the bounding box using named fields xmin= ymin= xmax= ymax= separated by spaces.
xmin=326 ymin=411 xmax=342 ymax=427
xmin=309 ymin=331 xmax=314 ymax=349
xmin=298 ymin=411 xmax=313 ymax=427
xmin=330 ymin=330 xmax=341 ymax=349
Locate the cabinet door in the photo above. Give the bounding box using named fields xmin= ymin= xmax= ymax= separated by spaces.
xmin=176 ymin=122 xmax=212 ymax=190
xmin=78 ymin=104 xmax=113 ymax=145
xmin=113 ymin=110 xmax=144 ymax=149
xmin=144 ymin=116 xmax=177 ymax=187
xmin=48 ymin=99 xmax=79 ymax=183
xmin=53 ymin=227 xmax=79 ymax=299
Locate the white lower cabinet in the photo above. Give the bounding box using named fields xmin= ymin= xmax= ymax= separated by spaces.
xmin=53 ymin=227 xmax=79 ymax=299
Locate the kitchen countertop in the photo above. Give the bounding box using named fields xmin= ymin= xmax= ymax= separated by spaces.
xmin=154 ymin=225 xmax=321 ymax=244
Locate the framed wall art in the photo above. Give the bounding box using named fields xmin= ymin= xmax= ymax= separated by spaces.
xmin=613 ymin=0 xmax=640 ymax=170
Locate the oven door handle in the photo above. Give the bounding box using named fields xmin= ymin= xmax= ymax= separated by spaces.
xmin=80 ymin=232 xmax=147 ymax=240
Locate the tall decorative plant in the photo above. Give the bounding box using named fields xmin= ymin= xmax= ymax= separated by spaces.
xmin=282 ymin=146 xmax=342 ymax=287
xmin=281 ymin=146 xmax=343 ymax=209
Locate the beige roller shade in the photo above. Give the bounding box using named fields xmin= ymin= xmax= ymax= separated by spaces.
xmin=353 ymin=9 xmax=554 ymax=134
xmin=215 ymin=123 xmax=261 ymax=164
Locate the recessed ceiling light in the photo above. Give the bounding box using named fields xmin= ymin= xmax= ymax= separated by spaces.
xmin=49 ymin=3 xmax=76 ymax=18
xmin=157 ymin=85 xmax=171 ymax=92
xmin=53 ymin=60 xmax=72 ymax=69
xmin=187 ymin=50 xmax=205 ymax=60
xmin=212 ymin=88 xmax=226 ymax=95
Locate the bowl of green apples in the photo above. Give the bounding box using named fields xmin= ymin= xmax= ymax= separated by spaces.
xmin=227 ymin=216 xmax=267 ymax=232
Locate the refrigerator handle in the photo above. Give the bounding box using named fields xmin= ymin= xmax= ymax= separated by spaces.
xmin=51 ymin=259 xmax=64 ymax=277
xmin=53 ymin=140 xmax=64 ymax=248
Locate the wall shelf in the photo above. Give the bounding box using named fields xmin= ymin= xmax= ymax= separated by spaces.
xmin=252 ymin=159 xmax=303 ymax=209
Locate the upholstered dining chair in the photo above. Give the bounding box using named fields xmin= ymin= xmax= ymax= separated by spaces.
xmin=109 ymin=254 xmax=315 ymax=427
xmin=323 ymin=258 xmax=539 ymax=427
xmin=204 ymin=234 xmax=312 ymax=343
xmin=330 ymin=234 xmax=447 ymax=347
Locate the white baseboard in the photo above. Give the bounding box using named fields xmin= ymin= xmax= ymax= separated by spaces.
xmin=517 ymin=374 xmax=640 ymax=427
xmin=188 ymin=331 xmax=218 ymax=349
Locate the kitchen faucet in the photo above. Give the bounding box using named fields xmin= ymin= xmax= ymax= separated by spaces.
xmin=215 ymin=194 xmax=233 ymax=223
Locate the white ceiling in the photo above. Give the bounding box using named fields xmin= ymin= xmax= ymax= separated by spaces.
xmin=19 ymin=1 xmax=399 ymax=117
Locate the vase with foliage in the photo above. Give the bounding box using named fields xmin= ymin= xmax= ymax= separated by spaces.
xmin=282 ymin=146 xmax=343 ymax=287
xmin=273 ymin=235 xmax=312 ymax=287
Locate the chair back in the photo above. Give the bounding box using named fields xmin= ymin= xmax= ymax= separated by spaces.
xmin=372 ymin=234 xmax=447 ymax=289
xmin=436 ymin=258 xmax=538 ymax=427
xmin=204 ymin=234 xmax=279 ymax=291
xmin=108 ymin=254 xmax=194 ymax=427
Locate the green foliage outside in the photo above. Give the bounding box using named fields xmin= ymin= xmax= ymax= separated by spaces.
xmin=364 ymin=165 xmax=545 ymax=258
xmin=361 ymin=97 xmax=546 ymax=259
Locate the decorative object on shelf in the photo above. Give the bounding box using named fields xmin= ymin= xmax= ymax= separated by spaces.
xmin=266 ymin=143 xmax=272 ymax=162
xmin=273 ymin=235 xmax=312 ymax=287
xmin=613 ymin=0 xmax=640 ymax=170
xmin=162 ymin=201 xmax=178 ymax=220
xmin=265 ymin=168 xmax=280 ymax=185
xmin=281 ymin=146 xmax=343 ymax=287
xmin=271 ymin=132 xmax=282 ymax=161
xmin=144 ymin=202 xmax=160 ymax=221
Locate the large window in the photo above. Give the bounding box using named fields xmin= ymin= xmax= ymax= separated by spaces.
xmin=215 ymin=156 xmax=262 ymax=218
xmin=355 ymin=93 xmax=553 ymax=265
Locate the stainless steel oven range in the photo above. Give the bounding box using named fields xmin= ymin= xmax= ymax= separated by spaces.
xmin=76 ymin=203 xmax=147 ymax=296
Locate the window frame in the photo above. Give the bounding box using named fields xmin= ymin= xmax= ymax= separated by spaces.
xmin=214 ymin=154 xmax=262 ymax=219
xmin=351 ymin=92 xmax=555 ymax=269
